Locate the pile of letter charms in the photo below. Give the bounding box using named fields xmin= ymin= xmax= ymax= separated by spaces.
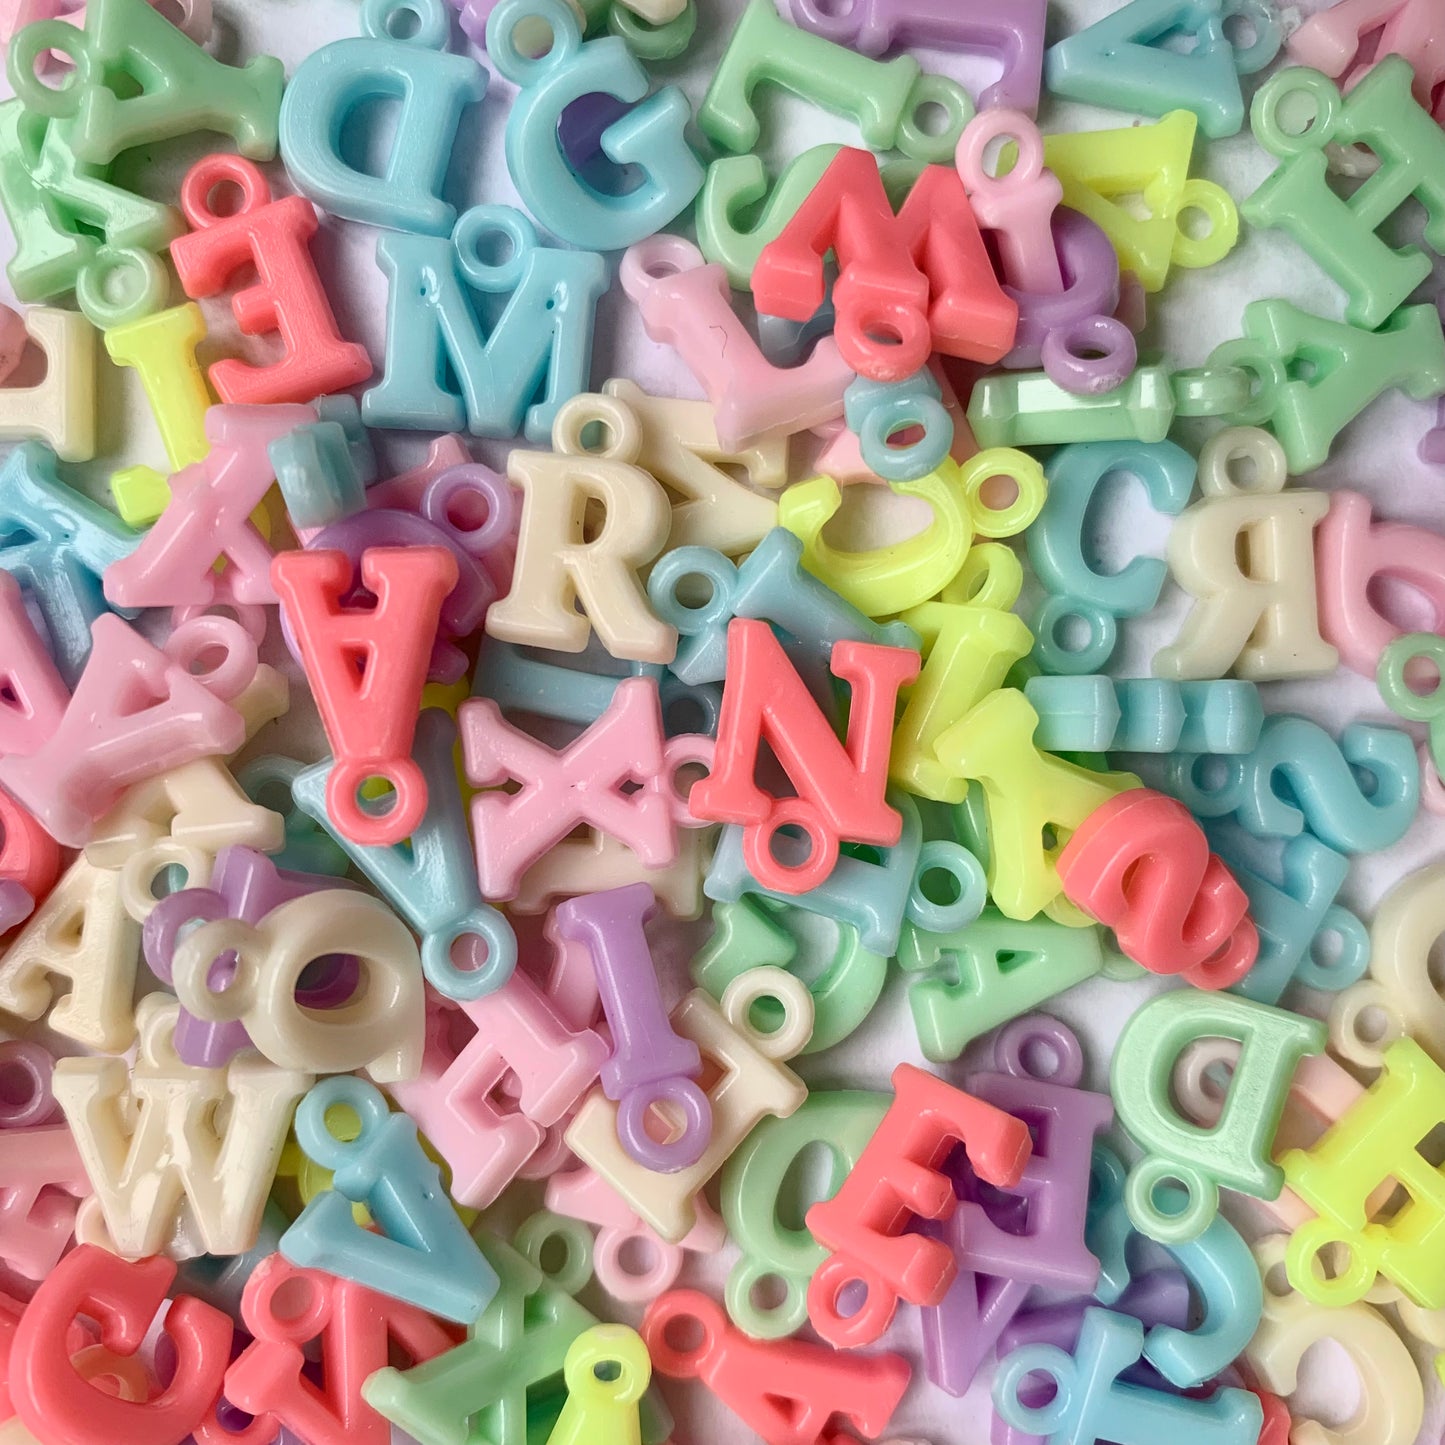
xmin=1 ymin=0 xmax=1445 ymax=1443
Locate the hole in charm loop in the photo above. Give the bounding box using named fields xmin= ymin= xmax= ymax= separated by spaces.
xmin=746 ymin=807 xmax=838 ymax=896
xmin=453 ymin=204 xmax=537 ymax=292
xmin=180 ymin=155 xmax=271 ymax=231
xmin=895 ymin=73 xmax=973 ymax=164
xmin=0 ymin=1040 xmax=54 ymax=1128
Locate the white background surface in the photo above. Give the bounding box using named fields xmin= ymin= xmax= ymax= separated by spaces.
xmin=5 ymin=0 xmax=1445 ymax=1441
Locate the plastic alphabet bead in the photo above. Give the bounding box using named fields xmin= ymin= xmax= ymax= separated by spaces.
xmin=389 ymin=969 xmax=607 ymax=1209
xmin=8 ymin=1244 xmax=232 ymax=1445
xmin=0 ymin=306 xmax=95 ymax=462
xmin=104 ymin=302 xmax=212 ymax=527
xmin=54 ymin=993 xmax=308 ymax=1259
xmin=779 ymin=448 xmax=1045 ymax=619
xmin=891 ymin=594 xmax=1032 ymax=804
xmin=473 ymin=637 xmax=645 ymax=731
xmin=0 ymin=1043 xmax=89 ymax=1283
xmin=227 ymin=1251 xmax=456 ymax=1445
xmin=642 ymin=1288 xmax=911 ymax=1445
xmin=1084 ymin=1144 xmax=1262 ymax=1389
xmin=696 ymin=144 xmax=840 ymax=294
xmin=0 ymin=567 xmax=69 ymax=757
xmin=1020 ymin=282 xmax=1139 ymax=403
xmin=66 ymin=243 xmax=167 ymax=332
xmin=1281 ymin=1037 xmax=1445 ymax=1309
xmin=897 ymin=910 xmax=1113 ymax=1063
xmin=701 ymin=0 xmax=971 ymax=163
xmin=1030 ymin=599 xmax=1117 ymax=682
xmin=993 ymin=1306 xmax=1263 ymax=1445
xmin=1210 ymin=827 xmax=1368 ymax=1008
xmin=1205 ymin=297 xmax=1445 ymax=474
xmin=169 ymin=154 xmax=372 ymax=406
xmin=648 ymin=526 xmax=917 ymax=695
xmin=280 ymin=1076 xmax=499 ymax=1324
xmin=0 ymin=1039 xmax=59 ymax=1132
xmin=0 ymin=855 xmax=139 ymax=1053
xmin=844 ymin=369 xmax=954 ymax=484
xmin=293 ymin=710 xmax=516 ymax=998
xmin=6 ymin=0 xmax=281 ymax=163
xmin=1287 ymin=0 xmax=1445 ymax=118
xmin=1153 ymin=1035 xmax=1361 ymax=1217
xmin=0 ymin=441 xmax=138 ymax=685
xmin=1058 ymin=788 xmax=1258 ymax=989
xmin=1247 ymin=1235 xmax=1424 ymax=1445
xmin=916 ymin=1261 xmax=1029 ymax=1398
xmin=462 ymin=677 xmax=708 ymax=901
xmin=0 ymin=91 xmax=176 ymax=275
xmin=786 ymin=0 xmax=1046 ymax=113
xmin=144 ymin=845 xmax=353 ymax=1066
xmin=1317 ymin=490 xmax=1445 ymax=678
xmin=487 ymin=0 xmax=701 ymax=250
xmin=780 ymin=463 xmax=976 ymax=619
xmin=827 ymin=357 xmax=979 ymax=475
xmin=968 ymin=364 xmax=1177 ymax=451
xmin=689 ymin=619 xmax=918 ymax=895
xmin=167 ymin=888 xmax=425 ymax=1082
xmin=599 ymin=0 xmax=699 ymax=60
xmin=1046 ymin=0 xmax=1279 ymax=139
xmin=754 ymin=149 xmax=1017 ymax=382
xmin=104 ymin=402 xmax=313 ymax=609
xmin=1042 ymin=110 xmax=1238 ymax=291
xmin=237 ymin=755 xmax=350 ymax=877
xmin=720 ymin=1089 xmax=890 ymax=1340
xmin=555 ymin=884 xmax=711 ymax=1173
xmin=509 ymin=810 xmax=711 ymax=920
xmin=365 ymin=1227 xmax=670 ymax=1445
xmin=265 ymin=397 xmax=377 ymax=536
xmin=1111 ymin=990 xmax=1326 ymax=1243
xmin=364 ymin=205 xmax=606 ymax=443
xmin=274 ymin=545 xmax=456 ymax=846
xmin=706 ymin=786 xmax=980 ymax=961
xmin=693 ymin=897 xmax=888 ymax=1051
xmin=955 ymin=1017 xmax=1113 ymax=1291
xmin=547 ymin=1162 xmax=726 ymax=1302
xmin=296 ymin=506 xmax=493 ymax=688
xmin=1348 ymin=863 xmax=1445 ymax=1072
xmin=567 ymin=968 xmax=814 ymax=1243
xmin=620 ymin=234 xmax=852 ymax=452
xmin=558 ymin=381 xmax=781 ymax=556
xmin=0 ymin=613 xmax=253 ymax=847
xmin=1028 ymin=439 xmax=1196 ymax=628
xmin=544 ymin=1325 xmax=650 ymax=1445
xmin=993 ymin=1274 xmax=1194 ymax=1428
xmin=1245 ymin=59 xmax=1445 ymax=329
xmin=513 ymin=1209 xmax=596 ymax=1299
xmin=487 ymin=438 xmax=676 ymax=663
xmin=1172 ymin=713 xmax=1420 ymax=854
xmin=954 ymin=116 xmax=1085 ymax=302
xmin=280 ymin=0 xmax=485 ymax=235
xmin=1154 ymin=427 xmax=1337 ymax=681
xmin=933 ymin=686 xmax=1140 ymax=923
xmin=85 ymin=743 xmax=286 ymax=914
xmin=1026 ymin=676 xmax=1264 ymax=755
xmin=0 ymin=94 xmax=167 ymax=307
xmin=805 ymin=1062 xmax=1032 ymax=1347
